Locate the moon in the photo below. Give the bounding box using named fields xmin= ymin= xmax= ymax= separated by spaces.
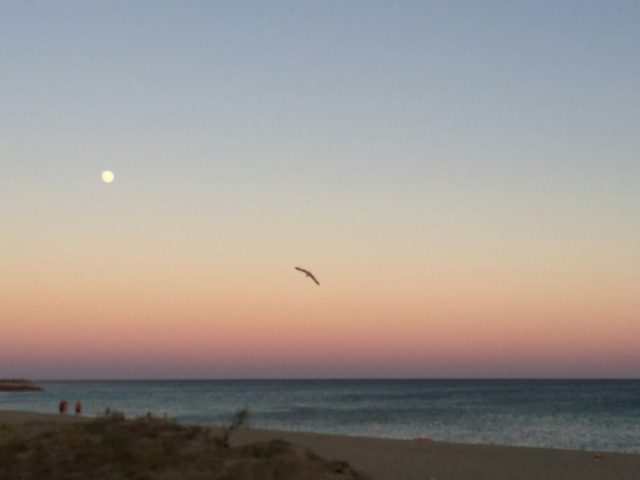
xmin=101 ymin=170 xmax=114 ymax=183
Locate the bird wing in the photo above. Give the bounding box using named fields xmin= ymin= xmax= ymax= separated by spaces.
xmin=295 ymin=267 xmax=320 ymax=285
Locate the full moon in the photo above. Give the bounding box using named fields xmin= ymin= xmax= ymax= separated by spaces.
xmin=101 ymin=170 xmax=114 ymax=183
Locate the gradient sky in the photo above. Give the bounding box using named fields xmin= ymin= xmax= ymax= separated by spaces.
xmin=2 ymin=1 xmax=639 ymax=379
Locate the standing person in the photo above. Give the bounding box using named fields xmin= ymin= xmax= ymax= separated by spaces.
xmin=58 ymin=400 xmax=68 ymax=414
xmin=74 ymin=401 xmax=82 ymax=415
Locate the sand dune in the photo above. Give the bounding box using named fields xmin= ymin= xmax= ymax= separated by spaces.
xmin=1 ymin=410 xmax=639 ymax=479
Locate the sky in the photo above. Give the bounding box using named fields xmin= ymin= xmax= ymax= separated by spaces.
xmin=2 ymin=1 xmax=639 ymax=379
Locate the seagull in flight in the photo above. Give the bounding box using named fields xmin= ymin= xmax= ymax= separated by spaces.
xmin=295 ymin=266 xmax=320 ymax=285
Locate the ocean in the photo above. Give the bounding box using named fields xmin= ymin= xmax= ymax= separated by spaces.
xmin=1 ymin=379 xmax=638 ymax=453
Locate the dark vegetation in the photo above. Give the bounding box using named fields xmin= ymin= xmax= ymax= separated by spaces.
xmin=0 ymin=410 xmax=368 ymax=479
xmin=217 ymin=407 xmax=250 ymax=449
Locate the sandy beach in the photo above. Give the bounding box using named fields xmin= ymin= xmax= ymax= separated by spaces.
xmin=1 ymin=410 xmax=639 ymax=479
xmin=224 ymin=427 xmax=640 ymax=480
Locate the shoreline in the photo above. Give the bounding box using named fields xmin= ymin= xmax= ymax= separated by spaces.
xmin=2 ymin=410 xmax=639 ymax=479
xmin=0 ymin=408 xmax=636 ymax=455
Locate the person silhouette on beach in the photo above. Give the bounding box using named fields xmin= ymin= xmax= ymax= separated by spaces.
xmin=58 ymin=400 xmax=68 ymax=414
xmin=75 ymin=401 xmax=82 ymax=415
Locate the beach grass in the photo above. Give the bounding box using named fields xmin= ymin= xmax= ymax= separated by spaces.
xmin=0 ymin=411 xmax=367 ymax=479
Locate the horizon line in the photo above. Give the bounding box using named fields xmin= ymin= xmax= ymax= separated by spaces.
xmin=27 ymin=377 xmax=640 ymax=382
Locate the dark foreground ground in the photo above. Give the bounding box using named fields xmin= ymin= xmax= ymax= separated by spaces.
xmin=0 ymin=411 xmax=366 ymax=480
xmin=1 ymin=411 xmax=639 ymax=480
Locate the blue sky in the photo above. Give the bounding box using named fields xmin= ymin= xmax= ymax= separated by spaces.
xmin=4 ymin=2 xmax=639 ymax=213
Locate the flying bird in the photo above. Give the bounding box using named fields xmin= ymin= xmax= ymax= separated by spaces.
xmin=295 ymin=266 xmax=320 ymax=285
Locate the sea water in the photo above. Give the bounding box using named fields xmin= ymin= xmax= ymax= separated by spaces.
xmin=1 ymin=379 xmax=639 ymax=453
